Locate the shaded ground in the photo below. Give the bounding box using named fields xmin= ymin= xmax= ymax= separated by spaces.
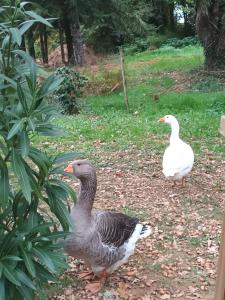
xmin=49 ymin=144 xmax=224 ymax=300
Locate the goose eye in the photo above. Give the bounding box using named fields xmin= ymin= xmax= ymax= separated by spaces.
xmin=77 ymin=163 xmax=81 ymax=166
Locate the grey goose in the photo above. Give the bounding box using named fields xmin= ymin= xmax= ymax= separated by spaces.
xmin=64 ymin=159 xmax=152 ymax=293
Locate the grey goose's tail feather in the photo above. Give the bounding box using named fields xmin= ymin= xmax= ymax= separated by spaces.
xmin=139 ymin=224 xmax=152 ymax=239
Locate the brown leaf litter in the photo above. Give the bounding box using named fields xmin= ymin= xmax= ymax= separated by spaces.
xmin=50 ymin=147 xmax=224 ymax=300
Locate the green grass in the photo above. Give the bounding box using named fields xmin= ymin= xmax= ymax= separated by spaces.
xmin=36 ymin=45 xmax=224 ymax=158
xmin=126 ymin=46 xmax=203 ymax=72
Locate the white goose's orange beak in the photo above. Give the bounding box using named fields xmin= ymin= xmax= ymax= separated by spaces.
xmin=64 ymin=164 xmax=74 ymax=173
xmin=158 ymin=117 xmax=165 ymax=123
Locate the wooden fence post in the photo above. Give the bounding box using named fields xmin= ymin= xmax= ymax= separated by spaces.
xmin=119 ymin=47 xmax=129 ymax=112
xmin=214 ymin=116 xmax=225 ymax=300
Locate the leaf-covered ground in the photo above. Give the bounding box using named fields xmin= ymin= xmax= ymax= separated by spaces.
xmin=49 ymin=144 xmax=224 ymax=300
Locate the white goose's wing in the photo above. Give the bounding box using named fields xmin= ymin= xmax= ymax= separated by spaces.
xmin=163 ymin=141 xmax=194 ymax=177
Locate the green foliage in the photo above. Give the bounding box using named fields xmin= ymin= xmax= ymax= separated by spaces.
xmin=0 ymin=2 xmax=78 ymax=299
xmin=124 ymin=34 xmax=167 ymax=55
xmin=191 ymin=76 xmax=224 ymax=92
xmin=208 ymin=95 xmax=225 ymax=115
xmin=53 ymin=66 xmax=88 ymax=114
xmin=162 ymin=36 xmax=199 ymax=48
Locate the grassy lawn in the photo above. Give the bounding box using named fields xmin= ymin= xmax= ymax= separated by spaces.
xmin=35 ymin=45 xmax=224 ymax=159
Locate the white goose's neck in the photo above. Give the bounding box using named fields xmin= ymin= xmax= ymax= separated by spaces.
xmin=170 ymin=119 xmax=180 ymax=144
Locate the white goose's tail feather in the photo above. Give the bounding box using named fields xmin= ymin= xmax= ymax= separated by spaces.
xmin=139 ymin=224 xmax=153 ymax=239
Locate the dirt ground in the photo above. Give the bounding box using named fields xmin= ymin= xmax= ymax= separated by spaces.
xmin=50 ymin=144 xmax=225 ymax=300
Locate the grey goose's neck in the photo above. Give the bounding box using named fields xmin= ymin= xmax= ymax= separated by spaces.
xmin=76 ymin=174 xmax=97 ymax=213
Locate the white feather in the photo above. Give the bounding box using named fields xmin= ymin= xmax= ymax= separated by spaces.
xmin=107 ymin=224 xmax=152 ymax=273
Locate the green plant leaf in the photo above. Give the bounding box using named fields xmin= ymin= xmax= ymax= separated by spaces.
xmin=3 ymin=265 xmax=21 ymax=286
xmin=37 ymin=75 xmax=63 ymax=99
xmin=53 ymin=152 xmax=82 ymax=164
xmin=19 ymin=20 xmax=35 ymax=35
xmin=29 ymin=60 xmax=36 ymax=92
xmin=11 ymin=148 xmax=31 ymax=203
xmin=45 ymin=186 xmax=72 ymax=230
xmin=0 ymin=157 xmax=9 ymax=208
xmin=27 ymin=212 xmax=39 ymax=229
xmin=32 ymin=248 xmax=56 ymax=273
xmin=36 ymin=124 xmax=65 ymax=136
xmin=17 ymin=82 xmax=28 ymax=113
xmin=28 ymin=147 xmax=50 ymax=177
xmin=21 ymin=249 xmax=36 ymax=278
xmin=1 ymin=256 xmax=22 ymax=262
xmin=20 ymin=132 xmax=30 ymax=157
xmin=0 ymin=263 xmax=3 ymax=277
xmin=28 ymin=118 xmax=35 ymax=131
xmin=7 ymin=119 xmax=24 ymax=140
xmin=49 ymin=179 xmax=77 ymax=203
xmin=13 ymin=50 xmax=33 ymax=65
xmin=0 ymin=75 xmax=17 ymax=89
xmin=25 ymin=11 xmax=53 ymax=27
xmin=0 ymin=279 xmax=5 ymax=300
xmin=17 ymin=285 xmax=34 ymax=300
xmin=15 ymin=269 xmax=36 ymax=290
xmin=9 ymin=28 xmax=22 ymax=46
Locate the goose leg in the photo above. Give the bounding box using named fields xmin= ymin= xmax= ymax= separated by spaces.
xmin=172 ymin=180 xmax=177 ymax=187
xmin=85 ymin=271 xmax=108 ymax=293
xmin=79 ymin=271 xmax=95 ymax=280
xmin=181 ymin=177 xmax=186 ymax=188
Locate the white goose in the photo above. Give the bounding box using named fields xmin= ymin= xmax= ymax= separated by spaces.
xmin=64 ymin=160 xmax=152 ymax=293
xmin=159 ymin=115 xmax=194 ymax=187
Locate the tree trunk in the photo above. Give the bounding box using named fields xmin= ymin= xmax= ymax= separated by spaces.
xmin=26 ymin=28 xmax=35 ymax=59
xmin=69 ymin=0 xmax=85 ymax=66
xmin=39 ymin=25 xmax=48 ymax=64
xmin=63 ymin=16 xmax=75 ymax=65
xmin=59 ymin=20 xmax=66 ymax=64
xmin=196 ymin=0 xmax=225 ymax=70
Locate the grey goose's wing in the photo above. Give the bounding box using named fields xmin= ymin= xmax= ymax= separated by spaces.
xmin=93 ymin=211 xmax=139 ymax=248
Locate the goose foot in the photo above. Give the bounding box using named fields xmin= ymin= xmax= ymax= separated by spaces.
xmin=86 ymin=281 xmax=102 ymax=293
xmin=79 ymin=271 xmax=95 ymax=280
xmin=181 ymin=177 xmax=186 ymax=188
xmin=85 ymin=271 xmax=108 ymax=293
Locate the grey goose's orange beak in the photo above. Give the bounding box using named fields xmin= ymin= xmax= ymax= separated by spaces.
xmin=64 ymin=164 xmax=74 ymax=173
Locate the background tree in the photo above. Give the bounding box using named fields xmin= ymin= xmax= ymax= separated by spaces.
xmin=196 ymin=0 xmax=225 ymax=70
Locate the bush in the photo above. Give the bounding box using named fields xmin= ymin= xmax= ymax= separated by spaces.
xmin=124 ymin=34 xmax=168 ymax=55
xmin=0 ymin=3 xmax=78 ymax=299
xmin=162 ymin=36 xmax=199 ymax=48
xmin=86 ymin=66 xmax=122 ymax=95
xmin=53 ymin=66 xmax=88 ymax=114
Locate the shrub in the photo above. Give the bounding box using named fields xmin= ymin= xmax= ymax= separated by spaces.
xmin=0 ymin=3 xmax=78 ymax=299
xmin=124 ymin=34 xmax=167 ymax=55
xmin=53 ymin=66 xmax=88 ymax=114
xmin=162 ymin=36 xmax=199 ymax=48
xmin=86 ymin=66 xmax=122 ymax=96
